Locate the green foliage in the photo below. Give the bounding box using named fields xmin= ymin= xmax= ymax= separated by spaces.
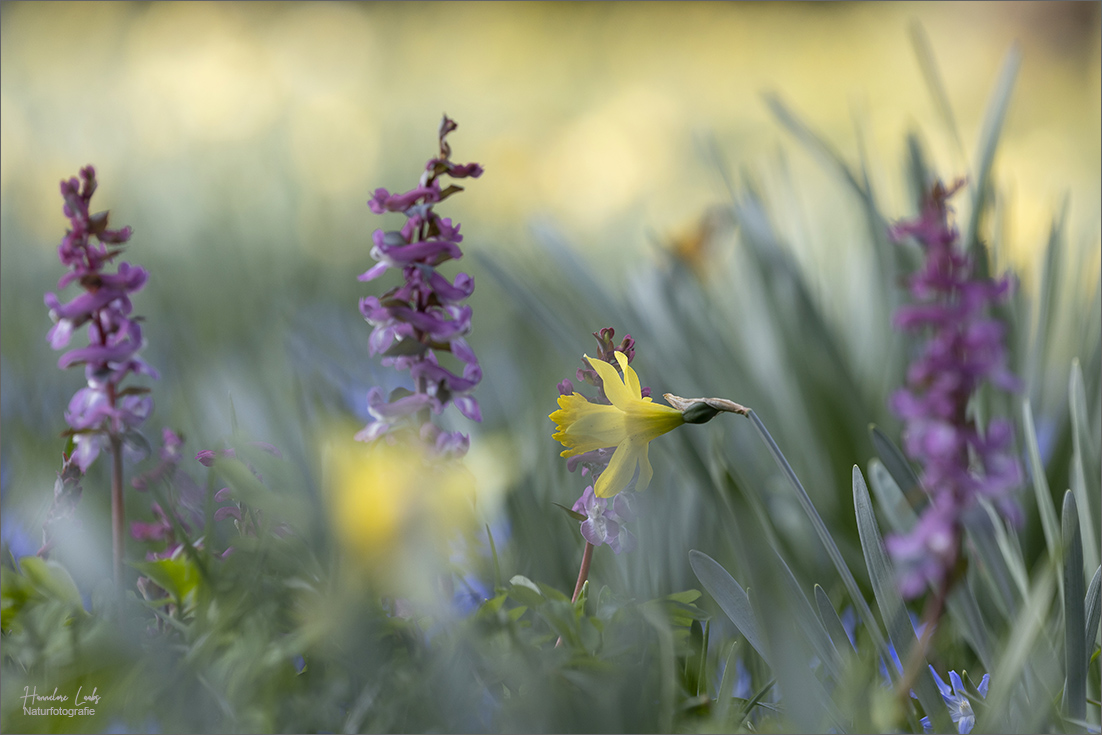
xmin=1 ymin=30 xmax=1099 ymax=735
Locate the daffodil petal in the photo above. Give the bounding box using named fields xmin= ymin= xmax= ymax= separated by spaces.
xmin=587 ymin=353 xmax=636 ymax=411
xmin=615 ymin=351 xmax=643 ymax=400
xmin=595 ymin=437 xmax=644 ymax=498
xmin=550 ymin=394 xmax=625 ymax=455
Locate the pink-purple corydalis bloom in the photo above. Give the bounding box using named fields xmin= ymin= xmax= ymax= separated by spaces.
xmin=885 ymin=181 xmax=1023 ymax=598
xmin=572 ymin=486 xmax=636 ymax=554
xmin=45 ymin=166 xmax=157 ymax=472
xmin=357 ymin=116 xmax=483 ymax=455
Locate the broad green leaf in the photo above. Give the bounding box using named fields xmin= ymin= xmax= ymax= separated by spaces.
xmin=852 ymin=466 xmax=948 ymax=731
xmin=132 ymin=556 xmax=202 ymax=611
xmin=18 ymin=557 xmax=83 ymax=610
xmin=1062 ymin=491 xmax=1086 ymax=720
xmin=507 ymin=575 xmax=545 ymax=609
xmin=688 ymin=550 xmax=768 ymax=664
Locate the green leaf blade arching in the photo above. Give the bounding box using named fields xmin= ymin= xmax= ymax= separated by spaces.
xmin=688 ymin=550 xmax=769 ymax=664
xmin=1062 ymin=491 xmax=1086 ymax=720
xmin=852 ymin=465 xmax=948 ymax=731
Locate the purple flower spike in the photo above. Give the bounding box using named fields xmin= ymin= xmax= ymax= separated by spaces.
xmin=885 ymin=181 xmax=1023 ymax=598
xmin=46 ymin=166 xmax=155 ymax=474
xmin=356 ymin=116 xmax=483 ymax=455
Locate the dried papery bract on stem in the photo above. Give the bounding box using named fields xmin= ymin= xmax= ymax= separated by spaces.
xmin=44 ymin=166 xmax=157 ymax=589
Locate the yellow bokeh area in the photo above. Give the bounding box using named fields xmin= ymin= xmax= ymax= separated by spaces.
xmin=1 ymin=1 xmax=1098 ymax=278
xmin=321 ymin=428 xmax=480 ymax=597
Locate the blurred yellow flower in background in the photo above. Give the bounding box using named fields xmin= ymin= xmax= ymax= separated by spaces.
xmin=551 ymin=351 xmax=685 ymax=498
xmin=323 ymin=431 xmax=477 ymax=597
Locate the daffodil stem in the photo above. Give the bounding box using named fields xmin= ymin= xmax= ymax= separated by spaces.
xmin=571 ymin=542 xmax=594 ymax=604
xmin=746 ymin=409 xmax=890 ymax=659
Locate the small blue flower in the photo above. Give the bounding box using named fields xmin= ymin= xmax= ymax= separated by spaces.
xmin=920 ymin=667 xmax=989 ymax=734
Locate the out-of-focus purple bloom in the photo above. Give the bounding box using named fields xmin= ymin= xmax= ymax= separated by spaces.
xmin=572 ymin=485 xmax=637 ymax=554
xmin=131 ymin=428 xmax=185 ymax=491
xmin=357 ymin=116 xmax=483 ymax=455
xmin=920 ymin=668 xmax=989 ymax=734
xmin=45 ymin=166 xmax=155 ymax=473
xmin=886 ymin=181 xmax=1023 ymax=598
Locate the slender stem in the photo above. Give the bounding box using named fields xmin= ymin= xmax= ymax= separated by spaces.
xmin=110 ymin=433 xmax=125 ymax=590
xmin=556 ymin=541 xmax=595 ymax=649
xmin=896 ymin=539 xmax=956 ymax=702
xmin=571 ymin=542 xmax=595 ymax=604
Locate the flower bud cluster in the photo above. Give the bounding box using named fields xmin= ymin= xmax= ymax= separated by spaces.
xmin=356 ymin=116 xmax=482 ymax=456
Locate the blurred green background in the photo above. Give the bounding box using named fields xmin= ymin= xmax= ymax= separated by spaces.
xmin=1 ymin=0 xmax=1099 ymax=629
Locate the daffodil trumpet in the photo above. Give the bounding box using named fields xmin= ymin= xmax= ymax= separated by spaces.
xmin=550 ymin=351 xmax=750 ymax=498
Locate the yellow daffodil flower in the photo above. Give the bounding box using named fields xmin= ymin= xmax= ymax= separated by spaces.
xmin=550 ymin=351 xmax=684 ymax=498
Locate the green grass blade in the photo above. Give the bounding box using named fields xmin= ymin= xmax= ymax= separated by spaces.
xmin=965 ymin=504 xmax=1019 ymax=620
xmin=908 ymin=22 xmax=967 ymax=166
xmin=980 ymin=567 xmax=1057 ymax=732
xmin=1085 ymin=565 xmax=1101 ymax=649
xmin=946 ymin=584 xmax=995 ymax=672
xmin=1023 ymin=398 xmax=1062 ymax=562
xmin=869 ymin=424 xmax=922 ymax=506
xmin=852 ymin=465 xmax=948 ymax=730
xmin=868 ymin=457 xmax=918 ymax=534
xmin=689 ymin=550 xmax=769 ymax=664
xmin=1025 ymin=203 xmax=1068 ymax=390
xmin=963 ymin=44 xmax=1021 ymax=259
xmin=772 ymin=553 xmax=843 ymax=681
xmin=763 ymin=92 xmax=869 ymax=205
xmin=814 ymin=583 xmax=856 ymax=656
xmin=1062 ymin=491 xmax=1086 ymax=720
xmin=1069 ymin=359 xmax=1100 ymax=575
xmin=748 ymin=411 xmax=890 ymax=659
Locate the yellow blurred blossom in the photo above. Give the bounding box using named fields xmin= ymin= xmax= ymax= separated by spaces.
xmin=550 ymin=351 xmax=684 ymax=498
xmin=324 ymin=434 xmax=477 ymax=593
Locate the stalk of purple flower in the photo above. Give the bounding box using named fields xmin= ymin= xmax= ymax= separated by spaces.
xmin=885 ymin=180 xmax=1023 ymax=600
xmin=45 ymin=166 xmax=156 ymax=587
xmin=357 ymin=116 xmax=483 ymax=456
